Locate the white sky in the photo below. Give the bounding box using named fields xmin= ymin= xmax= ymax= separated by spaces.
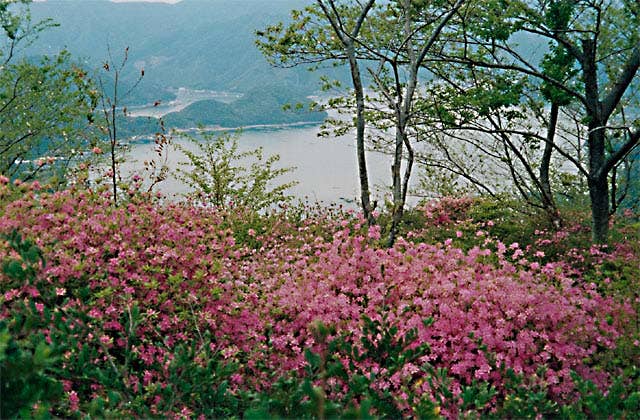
xmin=33 ymin=1 xmax=183 ymax=3
xmin=110 ymin=0 xmax=182 ymax=3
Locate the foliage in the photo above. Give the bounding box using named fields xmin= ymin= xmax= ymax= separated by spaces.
xmin=162 ymin=83 xmax=326 ymax=130
xmin=248 ymin=315 xmax=439 ymax=419
xmin=0 ymin=183 xmax=638 ymax=417
xmin=0 ymin=229 xmax=62 ymax=419
xmin=559 ymin=371 xmax=640 ymax=418
xmin=174 ymin=130 xmax=297 ymax=211
xmin=423 ymin=0 xmax=640 ymax=243
xmin=0 ymin=0 xmax=638 ymax=415
xmin=0 ymin=0 xmax=97 ymax=186
xmin=257 ymin=0 xmax=467 ymax=243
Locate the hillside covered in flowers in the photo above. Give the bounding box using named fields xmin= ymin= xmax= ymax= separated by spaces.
xmin=1 ymin=180 xmax=639 ymax=418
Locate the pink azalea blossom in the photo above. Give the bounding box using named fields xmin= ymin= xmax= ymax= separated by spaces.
xmin=68 ymin=391 xmax=79 ymax=411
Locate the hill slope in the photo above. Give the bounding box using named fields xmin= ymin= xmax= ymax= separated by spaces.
xmin=27 ymin=0 xmax=342 ymax=105
xmin=120 ymin=84 xmax=326 ymax=137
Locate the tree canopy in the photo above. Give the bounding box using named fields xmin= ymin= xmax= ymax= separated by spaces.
xmin=0 ymin=0 xmax=96 ymax=186
xmin=259 ymin=0 xmax=640 ymax=244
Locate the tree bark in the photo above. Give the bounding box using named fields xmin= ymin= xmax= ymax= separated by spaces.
xmin=317 ymin=0 xmax=377 ymax=225
xmin=387 ymin=123 xmax=405 ymax=246
xmin=540 ymin=102 xmax=561 ymax=227
xmin=579 ymin=36 xmax=640 ymax=243
xmin=586 ymin=118 xmax=610 ymax=244
xmin=348 ymin=44 xmax=375 ymax=225
xmin=589 ymin=170 xmax=610 ymax=244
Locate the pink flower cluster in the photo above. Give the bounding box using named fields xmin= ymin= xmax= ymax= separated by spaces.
xmin=0 ymin=186 xmax=634 ymax=416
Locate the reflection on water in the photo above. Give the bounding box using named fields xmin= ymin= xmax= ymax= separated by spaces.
xmin=122 ymin=125 xmax=402 ymax=206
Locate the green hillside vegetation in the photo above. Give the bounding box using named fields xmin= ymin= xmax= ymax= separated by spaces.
xmin=121 ymin=84 xmax=326 ymax=137
xmin=117 ymin=116 xmax=164 ymax=140
xmin=230 ymin=84 xmax=323 ymax=125
xmin=162 ymin=99 xmax=242 ymax=129
xmin=25 ymin=0 xmax=337 ymax=131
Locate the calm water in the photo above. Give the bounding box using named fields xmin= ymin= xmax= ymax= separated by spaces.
xmin=123 ymin=125 xmax=400 ymax=206
xmin=121 ymin=88 xmax=419 ymax=207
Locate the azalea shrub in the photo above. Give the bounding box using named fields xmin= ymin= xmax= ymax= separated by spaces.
xmin=1 ymin=181 xmax=639 ymax=418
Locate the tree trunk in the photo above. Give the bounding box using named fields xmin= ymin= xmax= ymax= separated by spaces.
xmin=587 ymin=119 xmax=610 ymax=244
xmin=589 ymin=172 xmax=610 ymax=244
xmin=540 ymin=102 xmax=561 ymax=227
xmin=347 ymin=43 xmax=375 ymax=225
xmin=401 ymin=133 xmax=414 ymax=210
xmin=111 ymin=103 xmax=118 ymax=207
xmin=581 ymin=38 xmax=610 ymax=244
xmin=387 ymin=118 xmax=405 ymax=246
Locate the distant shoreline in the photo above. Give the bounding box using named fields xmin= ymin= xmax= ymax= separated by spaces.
xmin=127 ymin=121 xmax=323 ymax=143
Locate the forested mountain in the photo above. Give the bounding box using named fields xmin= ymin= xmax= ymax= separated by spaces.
xmin=27 ymin=0 xmax=340 ymax=105
xmin=163 ymin=84 xmax=325 ymax=128
xmin=119 ymin=83 xmax=326 ymax=137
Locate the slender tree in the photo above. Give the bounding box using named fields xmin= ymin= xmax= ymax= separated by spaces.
xmin=258 ymin=0 xmax=465 ymax=245
xmin=365 ymin=0 xmax=465 ymax=245
xmin=97 ymin=46 xmax=143 ymax=206
xmin=257 ymin=0 xmax=377 ymax=224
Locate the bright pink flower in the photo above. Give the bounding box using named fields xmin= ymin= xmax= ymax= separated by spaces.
xmin=143 ymin=370 xmax=154 ymax=386
xmin=4 ymin=289 xmax=19 ymax=301
xmin=0 ymin=187 xmax=632 ymax=416
xmin=68 ymin=390 xmax=79 ymax=411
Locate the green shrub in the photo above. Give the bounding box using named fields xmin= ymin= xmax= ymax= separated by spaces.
xmin=175 ymin=130 xmax=297 ymax=212
xmin=0 ymin=230 xmax=63 ymax=419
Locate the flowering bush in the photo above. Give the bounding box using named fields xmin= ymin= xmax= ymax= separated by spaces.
xmin=1 ymin=183 xmax=638 ymax=417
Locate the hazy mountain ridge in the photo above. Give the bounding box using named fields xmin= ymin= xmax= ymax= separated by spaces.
xmin=27 ymin=0 xmax=335 ymax=106
xmin=23 ymin=0 xmax=548 ymax=139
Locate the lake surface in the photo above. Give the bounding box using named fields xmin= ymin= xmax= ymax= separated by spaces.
xmin=123 ymin=125 xmax=402 ymax=206
xmin=121 ymin=88 xmax=419 ymax=207
xmin=119 ymin=88 xmax=583 ymax=209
